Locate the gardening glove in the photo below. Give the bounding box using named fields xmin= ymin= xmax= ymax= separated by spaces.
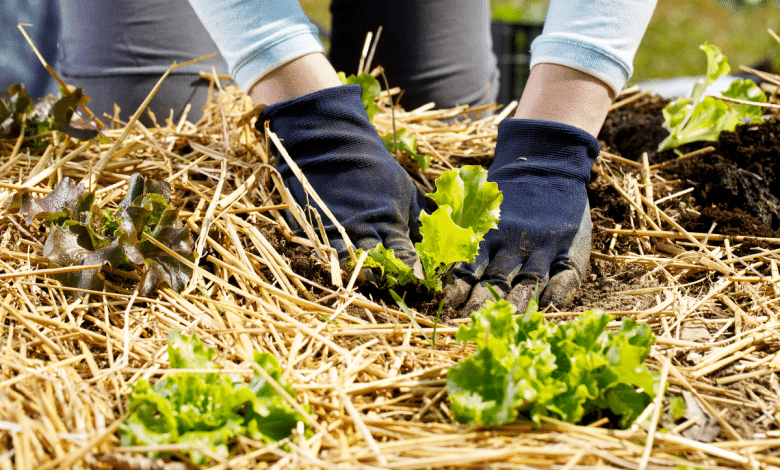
xmin=446 ymin=118 xmax=599 ymax=315
xmin=257 ymin=84 xmax=428 ymax=266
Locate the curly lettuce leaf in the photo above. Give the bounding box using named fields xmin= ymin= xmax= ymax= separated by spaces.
xmin=7 ymin=177 xmax=94 ymax=225
xmin=356 ymin=166 xmax=501 ymax=293
xmin=692 ymin=42 xmax=730 ymax=101
xmin=447 ymin=300 xmax=655 ymax=427
xmin=659 ymin=43 xmax=767 ymax=151
xmin=121 ymin=331 xmax=304 ymax=465
xmin=426 ymin=165 xmax=502 ymax=235
xmin=416 ymin=165 xmax=502 ymax=286
xmin=356 ymin=243 xmax=422 ymax=290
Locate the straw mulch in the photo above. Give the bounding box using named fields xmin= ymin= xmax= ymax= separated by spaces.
xmin=2 ymin=68 xmax=780 ymax=470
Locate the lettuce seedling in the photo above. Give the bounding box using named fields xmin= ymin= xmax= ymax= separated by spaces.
xmin=382 ymin=127 xmax=432 ymax=172
xmin=358 ymin=165 xmax=502 ymax=292
xmin=447 ymin=298 xmax=656 ymax=428
xmin=7 ymin=173 xmax=194 ymax=296
xmin=658 ymin=43 xmax=767 ymax=151
xmin=120 ymin=331 xmax=305 ymax=465
xmin=338 ymin=71 xmax=431 ymax=171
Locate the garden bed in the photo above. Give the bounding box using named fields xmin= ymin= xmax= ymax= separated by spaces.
xmin=2 ymin=67 xmax=780 ymax=469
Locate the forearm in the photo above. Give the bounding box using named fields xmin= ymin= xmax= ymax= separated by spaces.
xmin=186 ymin=0 xmax=326 ymax=95
xmin=517 ymin=0 xmax=657 ymax=135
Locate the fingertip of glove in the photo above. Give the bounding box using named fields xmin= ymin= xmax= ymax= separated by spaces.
xmin=539 ymin=269 xmax=581 ymax=309
xmin=506 ymin=282 xmax=540 ymax=314
xmin=460 ymin=283 xmax=506 ymax=317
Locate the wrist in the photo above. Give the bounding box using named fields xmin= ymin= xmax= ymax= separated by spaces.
xmin=513 ymin=63 xmax=613 ymax=137
xmin=248 ymin=53 xmax=344 ymax=106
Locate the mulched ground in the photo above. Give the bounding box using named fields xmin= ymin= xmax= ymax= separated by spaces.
xmin=5 ymin=76 xmax=780 ymax=468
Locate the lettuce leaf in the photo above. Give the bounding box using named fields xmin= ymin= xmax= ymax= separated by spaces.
xmin=382 ymin=128 xmax=432 ymax=171
xmin=120 ymin=331 xmax=304 ymax=465
xmin=658 ymin=43 xmax=767 ymax=151
xmin=0 ymin=83 xmax=97 ymax=144
xmin=447 ymin=299 xmax=655 ymax=427
xmin=355 ymin=165 xmax=501 ymax=292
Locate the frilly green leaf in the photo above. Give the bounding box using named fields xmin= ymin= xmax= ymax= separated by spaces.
xmin=121 ymin=332 xmax=305 ymax=465
xmin=426 ymin=165 xmax=502 ymax=236
xmin=448 ymin=300 xmax=656 ymax=427
xmin=338 ymin=72 xmax=381 ymax=122
xmin=417 ymin=205 xmax=482 ymax=266
xmin=382 ymin=128 xmax=432 ymax=171
xmin=353 ymin=165 xmax=501 ymax=293
xmin=659 ymin=44 xmax=767 ymax=151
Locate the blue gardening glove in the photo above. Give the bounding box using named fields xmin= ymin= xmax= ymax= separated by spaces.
xmin=257 ymin=84 xmax=428 ymax=264
xmin=446 ymin=119 xmax=599 ymax=314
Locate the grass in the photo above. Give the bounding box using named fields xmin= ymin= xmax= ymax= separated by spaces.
xmin=300 ymin=0 xmax=780 ymax=85
xmin=634 ymin=0 xmax=780 ymax=82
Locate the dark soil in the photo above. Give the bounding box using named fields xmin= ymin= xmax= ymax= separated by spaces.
xmin=575 ymin=92 xmax=780 ymax=310
xmin=595 ymin=93 xmax=780 ymax=235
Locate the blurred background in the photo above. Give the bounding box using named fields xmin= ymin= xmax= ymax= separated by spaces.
xmin=2 ymin=0 xmax=780 ymax=99
xmin=300 ymin=0 xmax=780 ymax=85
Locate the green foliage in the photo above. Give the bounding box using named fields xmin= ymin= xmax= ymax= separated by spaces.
xmin=382 ymin=128 xmax=432 ymax=172
xmin=337 ymin=71 xmax=381 ymax=122
xmin=338 ymin=71 xmax=432 ymax=172
xmin=491 ymin=2 xmax=547 ymax=23
xmin=7 ymin=173 xmax=194 ymax=296
xmin=447 ymin=299 xmax=656 ymax=428
xmin=0 ymin=83 xmax=97 ymax=144
xmin=356 ymin=165 xmax=502 ymax=292
xmin=120 ymin=331 xmax=304 ymax=465
xmin=669 ymin=395 xmax=687 ymax=421
xmin=658 ymin=43 xmax=767 ymax=151
xmin=390 ymin=289 xmax=433 ymax=348
xmin=361 ymin=243 xmax=425 ymax=288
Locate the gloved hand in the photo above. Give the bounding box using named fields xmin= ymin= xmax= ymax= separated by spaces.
xmin=446 ymin=119 xmax=600 ymax=315
xmin=257 ymin=84 xmax=428 ymax=264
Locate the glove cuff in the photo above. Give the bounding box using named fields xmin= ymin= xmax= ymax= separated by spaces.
xmin=493 ymin=118 xmax=600 ymax=183
xmin=256 ymin=84 xmax=367 ymax=134
xmin=255 ymin=84 xmax=388 ymax=177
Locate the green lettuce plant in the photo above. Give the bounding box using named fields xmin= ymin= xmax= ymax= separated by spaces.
xmin=382 ymin=128 xmax=432 ymax=172
xmin=447 ymin=295 xmax=656 ymax=428
xmin=339 ymin=71 xmax=432 ymax=171
xmin=357 ymin=165 xmax=502 ymax=292
xmin=658 ymin=43 xmax=767 ymax=151
xmin=338 ymin=71 xmax=382 ymax=122
xmin=120 ymin=331 xmax=304 ymax=464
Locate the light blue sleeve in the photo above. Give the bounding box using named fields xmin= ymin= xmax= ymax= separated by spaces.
xmin=530 ymin=0 xmax=657 ymax=95
xmin=186 ymin=0 xmax=324 ymax=93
